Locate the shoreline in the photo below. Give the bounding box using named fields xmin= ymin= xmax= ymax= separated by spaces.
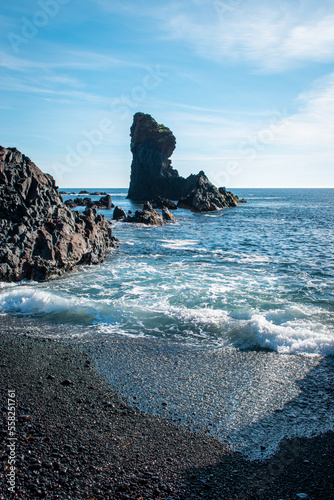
xmin=0 ymin=319 xmax=333 ymax=499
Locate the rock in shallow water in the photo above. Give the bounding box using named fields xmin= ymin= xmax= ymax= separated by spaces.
xmin=125 ymin=205 xmax=164 ymax=226
xmin=150 ymin=196 xmax=177 ymax=210
xmin=127 ymin=112 xmax=241 ymax=211
xmin=0 ymin=146 xmax=116 ymax=282
xmin=162 ymin=208 xmax=176 ymax=222
xmin=65 ymin=194 xmax=114 ymax=210
xmin=177 ymin=172 xmax=239 ymax=212
xmin=113 ymin=206 xmax=127 ymax=220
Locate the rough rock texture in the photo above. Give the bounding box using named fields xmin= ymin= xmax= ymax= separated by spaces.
xmin=0 ymin=147 xmax=115 ymax=282
xmin=127 ymin=113 xmax=178 ymax=202
xmin=112 ymin=206 xmax=127 ymax=221
xmin=127 ymin=113 xmax=241 ymax=211
xmin=162 ymin=208 xmax=176 ymax=222
xmin=98 ymin=194 xmax=113 ymax=209
xmin=150 ymin=196 xmax=177 ymax=210
xmin=65 ymin=195 xmax=113 ymax=210
xmin=177 ymin=174 xmax=239 ymax=212
xmin=218 ymin=187 xmax=244 ymax=205
xmin=125 ymin=202 xmax=164 ymax=226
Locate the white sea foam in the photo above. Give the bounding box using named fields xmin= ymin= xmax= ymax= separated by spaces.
xmin=0 ymin=279 xmax=38 ymax=290
xmin=160 ymin=239 xmax=198 ymax=249
xmin=248 ymin=314 xmax=334 ymax=355
xmin=249 ymin=196 xmax=283 ymax=200
xmin=1 ymin=285 xmax=333 ymax=355
xmin=0 ymin=287 xmax=112 ymax=322
xmin=214 ymin=250 xmax=270 ymax=264
xmin=163 ymin=304 xmax=230 ymax=326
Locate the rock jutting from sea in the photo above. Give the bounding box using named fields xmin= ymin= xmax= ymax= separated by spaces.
xmin=65 ymin=194 xmax=114 ymax=210
xmin=127 ymin=112 xmax=242 ymax=211
xmin=0 ymin=146 xmax=116 ymax=282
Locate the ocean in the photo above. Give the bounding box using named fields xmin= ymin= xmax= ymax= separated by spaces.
xmin=1 ymin=188 xmax=334 ymax=459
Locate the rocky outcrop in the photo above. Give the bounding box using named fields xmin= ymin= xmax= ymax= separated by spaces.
xmin=127 ymin=112 xmax=242 ymax=211
xmin=218 ymin=187 xmax=241 ymax=206
xmin=127 ymin=113 xmax=178 ymax=202
xmin=65 ymin=195 xmax=113 ymax=210
xmin=162 ymin=208 xmax=176 ymax=222
xmin=112 ymin=206 xmax=127 ymax=221
xmin=98 ymin=195 xmax=113 ymax=209
xmin=125 ymin=202 xmax=164 ymax=226
xmin=150 ymin=197 xmax=177 ymax=210
xmin=0 ymin=147 xmax=116 ymax=282
xmin=177 ymin=174 xmax=239 ymax=212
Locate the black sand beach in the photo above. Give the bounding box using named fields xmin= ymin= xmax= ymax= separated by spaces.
xmin=0 ymin=317 xmax=333 ymax=500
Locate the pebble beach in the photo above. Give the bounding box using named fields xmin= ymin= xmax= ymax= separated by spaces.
xmin=1 ymin=316 xmax=333 ymax=500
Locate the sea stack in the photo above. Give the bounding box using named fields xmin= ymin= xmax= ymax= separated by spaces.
xmin=127 ymin=112 xmax=240 ymax=211
xmin=0 ymin=146 xmax=115 ymax=282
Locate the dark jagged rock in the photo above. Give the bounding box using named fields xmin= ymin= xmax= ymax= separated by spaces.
xmin=113 ymin=206 xmax=127 ymax=221
xmin=127 ymin=112 xmax=178 ymax=202
xmin=143 ymin=201 xmax=154 ymax=211
xmin=65 ymin=195 xmax=114 ymax=210
xmin=98 ymin=194 xmax=113 ymax=210
xmin=162 ymin=208 xmax=176 ymax=222
xmin=125 ymin=203 xmax=163 ymax=226
xmin=150 ymin=196 xmax=177 ymax=210
xmin=177 ymin=174 xmax=239 ymax=212
xmin=218 ymin=187 xmax=239 ymax=207
xmin=0 ymin=146 xmax=115 ymax=282
xmin=65 ymin=197 xmax=91 ymax=208
xmin=127 ymin=112 xmax=243 ymax=211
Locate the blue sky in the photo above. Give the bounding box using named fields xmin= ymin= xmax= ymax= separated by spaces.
xmin=1 ymin=0 xmax=334 ymax=188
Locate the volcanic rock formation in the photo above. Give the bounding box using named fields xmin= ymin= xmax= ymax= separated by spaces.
xmin=65 ymin=194 xmax=114 ymax=210
xmin=127 ymin=112 xmax=240 ymax=211
xmin=0 ymin=147 xmax=115 ymax=282
xmin=112 ymin=206 xmax=127 ymax=221
xmin=125 ymin=202 xmax=164 ymax=226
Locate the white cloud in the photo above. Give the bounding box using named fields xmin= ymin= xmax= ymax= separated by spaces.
xmin=111 ymin=0 xmax=334 ymax=72
xmin=0 ymin=75 xmax=113 ymax=105
xmin=154 ymin=72 xmax=334 ymax=186
xmin=0 ymin=49 xmax=144 ymax=72
xmin=283 ymin=16 xmax=334 ymax=62
xmin=272 ymin=73 xmax=334 ymax=148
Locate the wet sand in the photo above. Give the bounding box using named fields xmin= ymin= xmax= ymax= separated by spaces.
xmin=0 ymin=317 xmax=333 ymax=499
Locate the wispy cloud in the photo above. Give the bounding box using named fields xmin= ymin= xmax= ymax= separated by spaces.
xmin=273 ymin=72 xmax=334 ymax=148
xmin=151 ymin=71 xmax=334 ymax=186
xmin=98 ymin=0 xmax=334 ymax=72
xmin=166 ymin=6 xmax=334 ymax=72
xmin=0 ymin=49 xmax=146 ymax=72
xmin=0 ymin=75 xmax=116 ymax=106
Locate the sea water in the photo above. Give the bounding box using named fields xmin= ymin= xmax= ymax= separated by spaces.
xmin=1 ymin=188 xmax=333 ymax=458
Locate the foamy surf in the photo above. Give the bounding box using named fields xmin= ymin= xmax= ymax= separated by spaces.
xmin=1 ymin=284 xmax=333 ymax=355
xmin=0 ymin=188 xmax=333 ymax=359
xmin=0 ymin=286 xmax=114 ymax=324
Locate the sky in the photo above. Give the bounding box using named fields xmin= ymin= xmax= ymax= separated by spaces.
xmin=1 ymin=0 xmax=334 ymax=188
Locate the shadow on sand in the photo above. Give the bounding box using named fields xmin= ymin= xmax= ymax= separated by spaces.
xmin=182 ymin=354 xmax=334 ymax=500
